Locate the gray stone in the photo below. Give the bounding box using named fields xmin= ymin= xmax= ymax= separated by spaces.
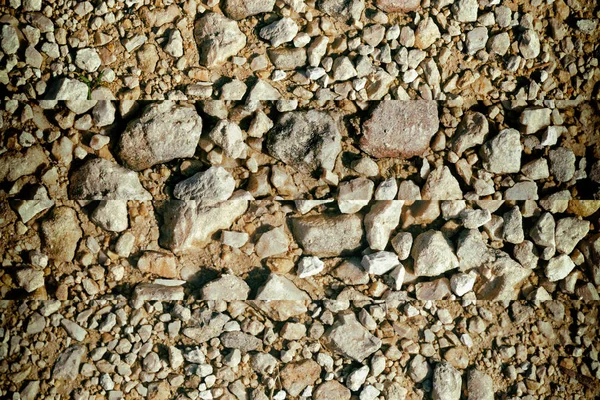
xmin=481 ymin=128 xmax=522 ymax=174
xmin=504 ymin=181 xmax=538 ymax=200
xmin=223 ymin=0 xmax=275 ymax=19
xmin=52 ymin=345 xmax=85 ymax=380
xmin=361 ymin=251 xmax=400 ymax=275
xmin=297 ymin=256 xmax=325 ymax=278
xmin=421 ymin=166 xmax=463 ymax=200
xmin=460 ymin=208 xmax=491 ymax=229
xmin=324 ymin=313 xmax=381 ymax=362
xmin=45 ymin=78 xmax=89 ymax=101
xmin=290 ymin=214 xmax=364 ymax=257
xmin=255 ymin=273 xmax=310 ymax=301
xmin=194 ymin=12 xmax=246 ymax=67
xmin=519 ymin=29 xmax=540 ymax=59
xmin=545 ymin=254 xmax=575 ymax=282
xmin=165 ymin=29 xmax=184 ymax=57
xmin=555 ymin=218 xmax=589 ymax=255
xmin=317 ymin=0 xmax=364 ymax=22
xmin=259 ymin=18 xmax=298 ymax=47
xmin=70 ymin=158 xmax=151 ymax=200
xmin=255 ymin=226 xmax=289 ymax=258
xmin=1 ymin=25 xmax=19 ymax=55
xmin=14 ymin=185 xmax=54 ymax=223
xmin=412 ymin=230 xmax=459 ymax=277
xmin=409 ymin=354 xmax=430 ymax=383
xmin=520 ymin=108 xmax=551 ymax=134
xmin=414 ymin=17 xmax=440 ymax=49
xmin=467 ymin=369 xmax=493 ymax=400
xmin=16 ymin=268 xmax=45 ymax=292
xmin=338 ymin=178 xmax=374 ymax=214
xmin=364 ymin=201 xmax=404 ymax=250
xmin=118 ymin=102 xmax=203 ymax=171
xmin=173 ymin=166 xmax=235 ymax=205
xmin=466 ymin=27 xmax=488 ymax=54
xmin=208 ymin=120 xmax=246 ymax=159
xmin=456 ymin=229 xmax=494 ymax=271
xmin=391 ymin=232 xmax=413 ymax=260
xmin=61 ymin=319 xmax=88 ymax=342
xmin=92 ymin=101 xmax=116 ymax=127
xmin=432 ymin=362 xmax=462 ymax=400
xmin=549 ymin=147 xmax=576 ymax=182
xmin=360 ymin=101 xmax=438 ymax=159
xmin=268 ymin=47 xmax=307 ymax=70
xmin=75 ymin=48 xmax=101 ymax=72
xmin=452 ymin=112 xmax=489 ymax=156
xmin=453 ymin=0 xmax=478 ymax=22
xmin=91 ymin=200 xmax=129 ymax=232
xmin=376 ymin=0 xmax=420 ymax=12
xmin=503 ymin=206 xmax=524 ymax=244
xmin=132 ymin=283 xmax=184 ymax=304
xmin=267 ymin=110 xmax=342 ymax=174
xmin=220 ymin=331 xmax=262 ymax=352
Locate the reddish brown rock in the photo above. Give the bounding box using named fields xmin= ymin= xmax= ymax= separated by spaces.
xmin=360 ymin=101 xmax=439 ymax=159
xmin=280 ymin=359 xmax=321 ymax=397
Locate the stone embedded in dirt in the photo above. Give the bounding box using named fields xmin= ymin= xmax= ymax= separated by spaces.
xmin=201 ymin=274 xmax=250 ymax=300
xmin=41 ymin=206 xmax=82 ymax=263
xmin=91 ymin=200 xmax=128 ymax=232
xmin=545 ymin=254 xmax=576 ymax=282
xmin=421 ymin=166 xmax=463 ymax=200
xmin=75 ymin=48 xmax=101 ymax=72
xmin=409 ymin=354 xmax=430 ymax=383
xmin=297 ymin=256 xmax=325 ymax=278
xmin=267 ymin=110 xmax=342 ymax=174
xmin=324 ymin=312 xmax=381 ymax=362
xmin=450 ymin=272 xmax=476 ymax=297
xmin=208 ymin=120 xmax=246 ymax=159
xmin=317 ymin=0 xmax=364 ymax=22
xmin=0 ymin=145 xmax=49 ymax=183
xmin=376 ymin=0 xmax=420 ymax=12
xmin=222 ymin=0 xmax=275 ymax=20
xmin=364 ymin=201 xmax=404 ymax=250
xmin=280 ymin=359 xmax=321 ymax=396
xmin=520 ymin=107 xmax=551 ymax=134
xmin=481 ymin=128 xmax=522 ymax=174
xmin=52 ymin=345 xmax=85 ymax=380
xmin=476 ymin=253 xmax=531 ymax=300
xmin=118 ymin=102 xmax=203 ymax=171
xmin=44 ymin=78 xmax=89 ymax=101
xmin=13 ymin=185 xmax=55 ymax=223
xmin=313 ymin=380 xmax=351 ymax=400
xmin=255 ymin=226 xmax=289 ymax=258
xmin=132 ymin=283 xmax=184 ymax=304
xmin=61 ymin=319 xmax=87 ymax=342
xmin=160 ymin=199 xmax=248 ymax=252
xmin=460 ymin=208 xmax=491 ymax=229
xmin=194 ymin=12 xmax=246 ymax=68
xmin=221 ymin=231 xmax=249 ymax=248
xmin=467 ymin=369 xmax=494 ymax=400
xmin=338 ymin=178 xmax=375 ymax=214
xmin=456 ymin=229 xmax=494 ymax=271
xmin=221 ymin=331 xmax=262 ymax=352
xmin=254 ymin=274 xmax=310 ymax=320
xmin=290 ymin=214 xmax=364 ymax=257
xmin=452 ymin=111 xmax=489 ymax=156
xmin=333 ymin=258 xmax=370 ymax=285
xmin=16 ymin=268 xmax=45 ymax=293
xmin=137 ymin=251 xmax=178 ymax=278
xmin=361 ymin=251 xmax=400 ymax=275
xmin=530 ymin=212 xmax=556 ymax=258
xmin=360 ymin=101 xmax=438 ymax=159
xmin=412 ymin=230 xmax=459 ymax=277
xmin=173 ymin=166 xmax=235 ymax=205
xmin=69 ymin=158 xmax=151 ymax=200
xmin=432 ymin=362 xmax=462 ymax=400
xmin=259 ymin=17 xmax=298 ymax=47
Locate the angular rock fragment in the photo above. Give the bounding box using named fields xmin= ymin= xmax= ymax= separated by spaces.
xmin=338 ymin=178 xmax=374 ymax=213
xmin=132 ymin=283 xmax=184 ymax=304
xmin=0 ymin=145 xmax=49 ymax=183
xmin=267 ymin=110 xmax=342 ymax=174
xmin=297 ymin=256 xmax=325 ymax=278
xmin=317 ymin=0 xmax=364 ymax=22
xmin=208 ymin=120 xmax=246 ymax=159
xmin=481 ymin=128 xmax=522 ymax=174
xmin=70 ymin=158 xmax=151 ymax=200
xmin=361 ymin=251 xmax=400 ymax=275
xmin=364 ymin=201 xmax=404 ymax=250
xmin=545 ymin=254 xmax=575 ymax=282
xmin=41 ymin=206 xmax=82 ymax=263
xmin=555 ymin=218 xmax=590 ymax=255
xmin=222 ymin=0 xmax=275 ymax=20
xmin=376 ymin=0 xmax=420 ymax=12
xmin=13 ymin=185 xmax=54 ymax=223
xmin=220 ymin=331 xmax=262 ymax=352
xmin=118 ymin=102 xmax=203 ymax=171
xmin=91 ymin=200 xmax=128 ymax=232
xmin=194 ymin=12 xmax=246 ymax=68
xmin=52 ymin=345 xmax=85 ymax=380
xmin=281 ymin=360 xmax=321 ymax=397
xmin=137 ymin=251 xmax=178 ymax=278
xmin=255 ymin=226 xmax=289 ymax=258
xmin=432 ymin=362 xmax=462 ymax=400
xmin=467 ymin=370 xmax=494 ymax=400
xmin=324 ymin=313 xmax=381 ymax=362
xmin=421 ymin=166 xmax=462 ymax=200
xmin=201 ymin=274 xmax=250 ymax=300
xmin=16 ymin=268 xmax=45 ymax=293
xmin=452 ymin=112 xmax=489 ymax=155
xmin=173 ymin=166 xmax=235 ymax=205
xmin=412 ymin=230 xmax=459 ymax=276
xmin=253 ymin=274 xmax=310 ymax=321
xmin=291 ymin=214 xmax=364 ymax=257
xmin=360 ymin=101 xmax=439 ymax=159
xmin=160 ymin=199 xmax=248 ymax=252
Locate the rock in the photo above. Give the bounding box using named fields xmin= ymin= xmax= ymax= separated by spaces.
xmin=503 ymin=206 xmax=524 ymax=244
xmin=1 ymin=25 xmax=19 ymax=54
xmin=221 ymin=231 xmax=249 ymax=248
xmin=75 ymin=48 xmax=101 ymax=72
xmin=137 ymin=251 xmax=178 ymax=278
xmin=324 ymin=313 xmax=381 ymax=362
xmin=45 ymin=78 xmax=89 ymax=101
xmin=412 ymin=230 xmax=459 ymax=277
xmin=13 ymin=185 xmax=54 ymax=223
xmin=223 ymin=0 xmax=275 ymax=19
xmin=208 ymin=120 xmax=246 ymax=159
xmin=41 ymin=206 xmax=82 ymax=263
xmin=92 ymin=101 xmax=116 ymax=127
xmin=61 ymin=319 xmax=87 ymax=342
xmin=347 ymin=366 xmax=370 ymax=391
xmin=220 ymin=331 xmax=262 ymax=352
xmin=333 ymin=258 xmax=370 ymax=285
xmin=259 ymin=18 xmax=298 ymax=47
xmin=132 ymin=283 xmax=184 ymax=303
xmin=268 ymin=47 xmax=307 ymax=70
xmin=452 ymin=0 xmax=478 ymax=22
xmin=555 ymin=218 xmax=589 ymax=255
xmin=409 ymin=354 xmax=430 ymax=383
xmin=194 ymin=12 xmax=246 ymax=67
xmin=487 ymin=32 xmax=510 ymax=55
xmin=173 ymin=166 xmax=235 ymax=205
xmin=374 ymin=178 xmax=398 ymax=200
xmin=415 ymin=17 xmax=440 ymax=49
xmin=308 ymin=36 xmax=329 ymax=67
xmin=70 ymin=158 xmax=151 ymax=200
xmin=360 ymin=101 xmax=438 ymax=159
xmin=317 ymin=0 xmax=364 ymax=22
xmin=522 ymin=158 xmax=550 ymax=180
xmin=452 ymin=112 xmax=489 ymax=156
xmin=256 ymin=272 xmax=310 ymax=300
xmin=504 ymin=181 xmax=538 ymax=200
xmin=450 ymin=273 xmax=475 ymax=296
xmin=314 ymin=380 xmax=351 ymax=400
xmin=247 ymin=79 xmax=282 ymax=100
xmin=460 ymin=208 xmax=491 ymax=229
xmin=422 ymin=166 xmax=463 ymax=200
xmin=16 ymin=268 xmax=45 ymax=292
xmin=52 ymin=345 xmax=85 ymax=380
xmin=290 ymin=214 xmax=364 ymax=257
xmin=255 ymin=226 xmax=289 ymax=258
xmin=519 ymin=29 xmax=540 ymax=59
xmin=163 ymin=29 xmax=184 ymax=57
xmin=513 ymin=240 xmax=539 ymax=269
xmin=91 ymin=200 xmax=128 ymax=232
xmin=160 ymin=199 xmax=248 ymax=252
xmin=251 ymin=352 xmax=278 ymax=375
xmin=118 ymin=102 xmax=203 ymax=171
xmin=456 ymin=229 xmax=494 ymax=271
xmin=376 ymin=0 xmax=420 ymax=12
xmin=281 ymin=360 xmax=321 ymax=397
xmin=567 ymin=200 xmax=600 ymax=217
xmin=481 ymin=129 xmax=522 ymax=174
xmin=297 ymin=256 xmax=325 ymax=278
xmin=467 ymin=370 xmax=494 ymax=400
xmin=267 ymin=110 xmax=342 ymax=174
xmin=25 ymin=46 xmax=43 ymax=68
xmin=361 ymin=251 xmax=400 ymax=275
xmin=466 ymin=27 xmax=488 ymax=54
xmin=338 ymin=178 xmax=375 ymax=214
xmin=332 ymin=56 xmax=357 ymax=81
xmin=0 ymin=145 xmax=49 ymax=182
xmin=432 ymin=362 xmax=462 ymax=400
xmin=201 ymin=274 xmax=250 ymax=300
xmin=364 ymin=201 xmax=404 ymax=250
xmin=520 ymin=108 xmax=551 ymax=134
xmin=530 ymin=212 xmax=556 ymax=253
xmin=545 ymin=254 xmax=575 ymax=282
xmin=391 ymin=232 xmax=413 ymax=260
xmin=549 ymin=147 xmax=576 ymax=182
xmin=476 ymin=253 xmax=531 ymax=300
